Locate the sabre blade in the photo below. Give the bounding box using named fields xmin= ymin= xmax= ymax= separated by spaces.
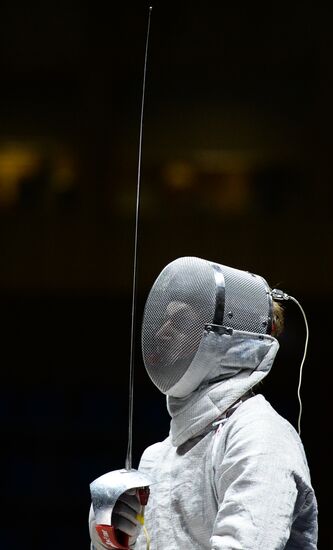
xmin=90 ymin=11 xmax=154 ymax=544
xmin=126 ymin=6 xmax=153 ymax=472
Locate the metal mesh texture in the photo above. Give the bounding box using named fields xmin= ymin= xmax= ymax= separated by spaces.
xmin=142 ymin=257 xmax=272 ymax=394
xmin=220 ymin=264 xmax=271 ymax=334
xmin=142 ymin=257 xmax=217 ymax=393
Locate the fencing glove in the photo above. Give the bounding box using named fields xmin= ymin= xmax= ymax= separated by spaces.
xmin=89 ymin=489 xmax=144 ymax=549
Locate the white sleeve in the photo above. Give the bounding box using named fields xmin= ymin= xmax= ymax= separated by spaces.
xmin=210 ymin=414 xmax=298 ymax=550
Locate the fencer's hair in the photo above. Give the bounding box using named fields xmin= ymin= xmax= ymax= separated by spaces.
xmin=271 ymin=300 xmax=284 ymax=337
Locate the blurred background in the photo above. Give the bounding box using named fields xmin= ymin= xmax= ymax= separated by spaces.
xmin=0 ymin=2 xmax=331 ymax=548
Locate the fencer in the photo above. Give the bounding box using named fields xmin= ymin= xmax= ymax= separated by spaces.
xmin=90 ymin=256 xmax=318 ymax=549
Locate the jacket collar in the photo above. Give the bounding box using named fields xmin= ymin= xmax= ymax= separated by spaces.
xmin=167 ymin=330 xmax=279 ymax=446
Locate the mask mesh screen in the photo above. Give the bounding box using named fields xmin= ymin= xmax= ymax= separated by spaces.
xmin=221 ymin=265 xmax=270 ymax=333
xmin=142 ymin=257 xmax=216 ymax=393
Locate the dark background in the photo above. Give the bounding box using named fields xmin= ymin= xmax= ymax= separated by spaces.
xmin=0 ymin=2 xmax=331 ymax=548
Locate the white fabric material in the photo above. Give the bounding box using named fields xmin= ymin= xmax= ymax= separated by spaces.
xmin=133 ymin=331 xmax=316 ymax=549
xmin=167 ymin=329 xmax=279 ymax=445
xmin=135 ymin=394 xmax=318 ymax=549
xmin=167 ymin=328 xmax=278 ymax=398
xmin=89 ymin=328 xmax=317 ymax=549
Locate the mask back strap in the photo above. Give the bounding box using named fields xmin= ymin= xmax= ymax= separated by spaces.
xmin=210 ymin=263 xmax=226 ymax=326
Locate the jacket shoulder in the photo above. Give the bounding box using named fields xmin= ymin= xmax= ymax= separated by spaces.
xmin=218 ymin=394 xmax=311 ymax=476
xmin=228 ymin=394 xmax=298 ymax=437
xmin=138 ymin=436 xmax=171 ymax=471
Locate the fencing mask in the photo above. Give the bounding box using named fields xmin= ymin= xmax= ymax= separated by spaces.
xmin=142 ymin=256 xmax=274 ymax=398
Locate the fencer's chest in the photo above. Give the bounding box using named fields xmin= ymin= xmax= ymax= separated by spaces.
xmin=144 ymin=433 xmax=218 ymax=549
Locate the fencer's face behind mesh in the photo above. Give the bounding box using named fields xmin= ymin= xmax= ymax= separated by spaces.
xmin=155 ymin=301 xmax=199 ymax=360
xmin=142 ymin=257 xmax=217 ymax=394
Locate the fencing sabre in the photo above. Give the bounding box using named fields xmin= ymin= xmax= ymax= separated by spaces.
xmin=90 ymin=7 xmax=153 ymax=549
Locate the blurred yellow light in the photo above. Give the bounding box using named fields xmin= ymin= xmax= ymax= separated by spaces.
xmin=0 ymin=144 xmax=40 ymax=206
xmin=0 ymin=142 xmax=77 ymax=207
xmin=163 ymin=161 xmax=195 ymax=190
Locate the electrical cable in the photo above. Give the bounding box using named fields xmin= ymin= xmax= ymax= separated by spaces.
xmin=143 ymin=525 xmax=151 ymax=550
xmin=271 ymin=289 xmax=309 ymax=436
xmin=288 ymin=295 xmax=309 ymax=436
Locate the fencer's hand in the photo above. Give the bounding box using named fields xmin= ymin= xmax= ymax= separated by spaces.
xmin=89 ymin=489 xmax=144 ymax=549
xmin=112 ymin=488 xmax=143 ymax=544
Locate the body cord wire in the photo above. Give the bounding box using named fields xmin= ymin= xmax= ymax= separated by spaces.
xmin=289 ymin=295 xmax=309 ymax=436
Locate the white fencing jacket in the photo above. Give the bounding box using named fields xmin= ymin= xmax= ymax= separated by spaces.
xmin=135 ymin=393 xmax=317 ymax=549
xmin=135 ymin=332 xmax=318 ymax=550
xmin=90 ymin=332 xmax=317 ymax=550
